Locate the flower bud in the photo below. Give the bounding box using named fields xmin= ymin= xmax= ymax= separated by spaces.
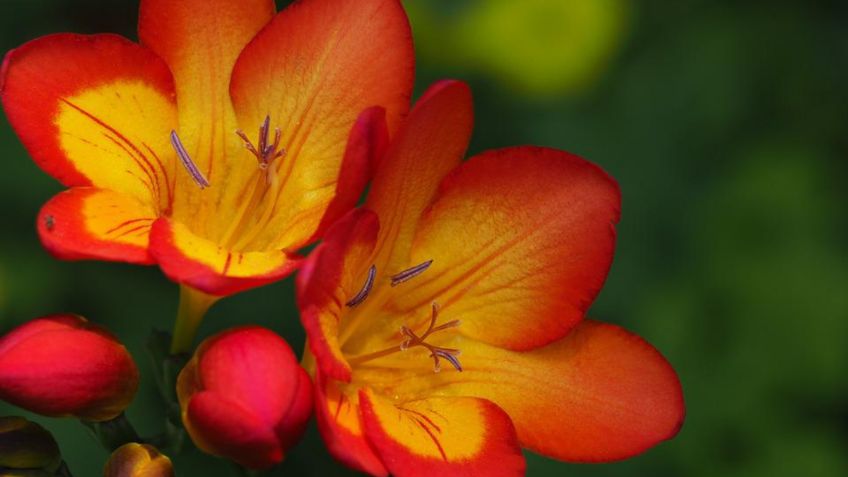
xmin=0 ymin=314 xmax=139 ymax=421
xmin=103 ymin=443 xmax=174 ymax=477
xmin=0 ymin=416 xmax=61 ymax=473
xmin=177 ymin=326 xmax=312 ymax=469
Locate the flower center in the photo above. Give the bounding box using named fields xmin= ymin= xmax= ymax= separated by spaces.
xmin=344 ymin=261 xmax=463 ymax=373
xmin=170 ymin=116 xmax=287 ymax=190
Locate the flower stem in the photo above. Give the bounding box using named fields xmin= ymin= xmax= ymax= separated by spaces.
xmin=170 ymin=286 xmax=219 ymax=354
xmin=81 ymin=413 xmax=141 ymax=452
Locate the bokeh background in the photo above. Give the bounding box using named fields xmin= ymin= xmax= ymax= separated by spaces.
xmin=2 ymin=0 xmax=847 ymax=475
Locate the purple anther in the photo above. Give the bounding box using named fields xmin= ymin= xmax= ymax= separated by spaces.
xmin=390 ymin=259 xmax=433 ymax=287
xmin=170 ymin=130 xmax=210 ymax=189
xmin=346 ymin=265 xmax=377 ymax=307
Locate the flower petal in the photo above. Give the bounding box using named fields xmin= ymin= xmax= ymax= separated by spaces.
xmin=149 ymin=218 xmax=299 ymax=296
xmin=392 ymin=146 xmax=621 ymax=350
xmin=184 ymin=391 xmax=283 ymax=469
xmin=357 ymin=320 xmax=684 ymax=462
xmin=359 ymin=389 xmax=525 ymax=477
xmin=314 ymin=376 xmax=388 ymax=477
xmin=366 ymin=80 xmax=473 ymax=277
xmin=226 ymin=0 xmax=414 ymax=251
xmin=138 ymin=0 xmax=274 ymax=230
xmin=309 ymin=107 xmax=390 ymax=243
xmin=297 ymin=209 xmax=380 ymax=382
xmin=1 ymin=33 xmax=176 ymax=208
xmin=37 ymin=188 xmax=157 ymax=264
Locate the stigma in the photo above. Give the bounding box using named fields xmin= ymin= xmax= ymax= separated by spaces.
xmin=236 ymin=115 xmax=286 ymax=183
xmin=401 ymin=302 xmax=463 ymax=373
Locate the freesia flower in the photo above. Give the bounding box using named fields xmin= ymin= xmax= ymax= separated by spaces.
xmin=0 ymin=315 xmax=139 ymax=422
xmin=177 ymin=326 xmax=312 ymax=469
xmin=104 ymin=443 xmax=174 ymax=477
xmin=0 ymin=0 xmax=413 ymax=301
xmin=296 ymin=81 xmax=685 ymax=476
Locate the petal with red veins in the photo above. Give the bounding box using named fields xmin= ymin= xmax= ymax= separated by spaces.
xmin=148 ymin=218 xmax=299 ymax=296
xmin=1 ymin=33 xmax=176 ymax=209
xmin=359 ymin=389 xmax=525 ymax=477
xmin=38 ymin=188 xmax=157 ymax=264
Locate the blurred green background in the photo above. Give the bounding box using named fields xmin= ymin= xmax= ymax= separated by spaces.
xmin=1 ymin=0 xmax=847 ymax=475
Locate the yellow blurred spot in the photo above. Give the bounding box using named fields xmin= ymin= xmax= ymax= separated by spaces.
xmin=407 ymin=0 xmax=631 ymax=98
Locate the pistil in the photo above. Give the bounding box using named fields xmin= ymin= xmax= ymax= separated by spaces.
xmin=235 ymin=115 xmax=286 ymax=184
xmin=347 ymin=302 xmax=463 ymax=373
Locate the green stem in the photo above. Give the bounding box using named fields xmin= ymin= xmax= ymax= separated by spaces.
xmin=170 ymin=285 xmax=219 ymax=354
xmin=81 ymin=413 xmax=141 ymax=452
xmin=55 ymin=461 xmax=74 ymax=477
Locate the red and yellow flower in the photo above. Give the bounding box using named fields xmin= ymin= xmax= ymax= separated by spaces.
xmin=297 ymin=81 xmax=685 ymax=476
xmin=0 ymin=0 xmax=413 ymax=298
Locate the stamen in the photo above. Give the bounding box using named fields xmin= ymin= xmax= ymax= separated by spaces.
xmin=346 ymin=265 xmax=377 ymax=307
xmin=390 ymin=259 xmax=433 ymax=287
xmin=170 ymin=130 xmax=210 ymax=189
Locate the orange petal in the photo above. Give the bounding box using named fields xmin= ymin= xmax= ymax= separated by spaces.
xmin=1 ymin=33 xmax=176 ymax=209
xmin=464 ymin=321 xmax=684 ymax=461
xmin=359 ymin=320 xmax=684 ymax=462
xmin=314 ymin=376 xmax=387 ymax=477
xmin=226 ymin=0 xmax=414 ymax=251
xmin=309 ymin=107 xmax=390 ymax=243
xmin=359 ymin=389 xmax=525 ymax=477
xmin=391 ymin=146 xmax=621 ymax=350
xmin=149 ymin=218 xmax=299 ymax=296
xmin=138 ymin=0 xmax=274 ymax=228
xmin=366 ymin=80 xmax=473 ymax=276
xmin=297 ymin=209 xmax=380 ymax=382
xmin=37 ymin=188 xmax=157 ymax=264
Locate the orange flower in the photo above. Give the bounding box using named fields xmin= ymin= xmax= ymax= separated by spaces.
xmin=0 ymin=0 xmax=413 ymax=298
xmin=296 ymin=81 xmax=685 ymax=476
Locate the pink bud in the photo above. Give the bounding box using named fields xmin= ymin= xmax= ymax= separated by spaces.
xmin=177 ymin=326 xmax=312 ymax=469
xmin=0 ymin=315 xmax=139 ymax=421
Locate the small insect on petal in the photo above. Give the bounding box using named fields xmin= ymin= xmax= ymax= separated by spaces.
xmin=390 ymin=260 xmax=433 ymax=287
xmin=346 ymin=265 xmax=377 ymax=307
xmin=170 ymin=131 xmax=210 ymax=189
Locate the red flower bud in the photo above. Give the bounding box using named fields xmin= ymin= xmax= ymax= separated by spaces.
xmin=177 ymin=326 xmax=312 ymax=469
xmin=104 ymin=443 xmax=174 ymax=477
xmin=0 ymin=315 xmax=139 ymax=421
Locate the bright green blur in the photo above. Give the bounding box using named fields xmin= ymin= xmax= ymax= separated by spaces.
xmin=1 ymin=1 xmax=846 ymax=476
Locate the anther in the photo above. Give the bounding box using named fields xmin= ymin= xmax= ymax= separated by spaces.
xmin=346 ymin=265 xmax=377 ymax=307
xmin=390 ymin=259 xmax=433 ymax=287
xmin=170 ymin=131 xmax=210 ymax=189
